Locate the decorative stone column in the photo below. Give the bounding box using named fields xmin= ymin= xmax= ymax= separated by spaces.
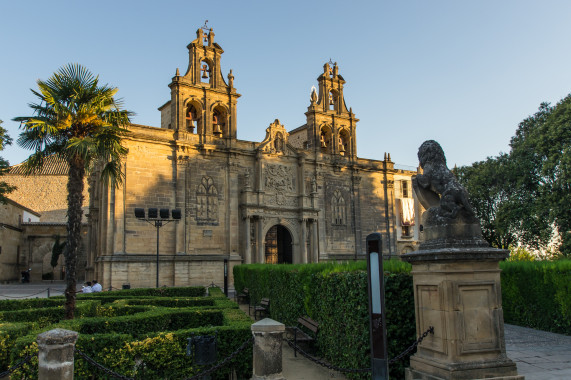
xmin=251 ymin=318 xmax=286 ymax=380
xmin=311 ymin=219 xmax=319 ymax=263
xmin=257 ymin=217 xmax=265 ymax=263
xmin=402 ymin=140 xmax=523 ymax=380
xmin=245 ymin=216 xmax=252 ymax=264
xmin=300 ymin=218 xmax=308 ymax=264
xmin=37 ymin=329 xmax=78 ymax=380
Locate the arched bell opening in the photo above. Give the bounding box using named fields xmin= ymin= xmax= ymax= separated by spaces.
xmin=319 ymin=125 xmax=333 ymax=154
xmin=212 ymin=106 xmax=227 ymax=138
xmin=338 ymin=129 xmax=350 ymax=156
xmin=264 ymin=225 xmax=293 ymax=264
xmin=185 ymin=103 xmax=201 ymax=133
xmin=328 ymin=90 xmax=339 ymax=111
xmin=200 ymin=60 xmax=212 ymax=85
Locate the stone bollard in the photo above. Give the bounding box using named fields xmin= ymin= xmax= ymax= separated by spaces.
xmin=251 ymin=318 xmax=286 ymax=380
xmin=37 ymin=329 xmax=78 ymax=380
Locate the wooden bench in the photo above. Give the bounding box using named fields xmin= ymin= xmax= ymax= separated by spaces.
xmin=254 ymin=298 xmax=270 ymax=320
xmin=293 ymin=316 xmax=319 ymax=357
xmin=235 ymin=287 xmax=249 ymax=304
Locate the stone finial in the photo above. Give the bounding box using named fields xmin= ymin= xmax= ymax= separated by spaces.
xmin=228 ymin=69 xmax=234 ymax=88
xmin=37 ymin=329 xmax=79 ymax=380
xmin=208 ymin=28 xmax=215 ymax=45
xmin=310 ymin=86 xmax=317 ymax=104
xmin=176 ymin=68 xmax=180 ymax=76
xmin=251 ymin=318 xmax=286 ymax=380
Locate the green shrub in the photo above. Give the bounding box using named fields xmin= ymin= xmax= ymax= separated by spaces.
xmin=501 ymin=260 xmax=571 ymax=334
xmin=0 ymin=298 xmax=64 ymax=311
xmin=4 ymin=287 xmax=253 ymax=379
xmin=234 ymin=261 xmax=414 ymax=379
xmin=76 ymin=286 xmax=206 ymax=299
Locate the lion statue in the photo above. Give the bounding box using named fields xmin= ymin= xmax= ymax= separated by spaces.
xmin=413 ymin=140 xmax=475 ymax=221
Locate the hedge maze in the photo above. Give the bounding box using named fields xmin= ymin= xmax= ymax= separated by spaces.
xmin=0 ymin=286 xmax=253 ymax=379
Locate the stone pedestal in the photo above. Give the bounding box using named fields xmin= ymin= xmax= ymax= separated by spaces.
xmin=37 ymin=328 xmax=78 ymax=380
xmin=402 ymin=248 xmax=524 ymax=380
xmin=251 ymin=318 xmax=286 ymax=380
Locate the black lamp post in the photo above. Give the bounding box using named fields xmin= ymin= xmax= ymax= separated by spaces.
xmin=134 ymin=208 xmax=181 ymax=288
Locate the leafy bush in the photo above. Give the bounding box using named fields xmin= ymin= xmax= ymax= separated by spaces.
xmin=234 ymin=261 xmax=415 ymax=379
xmin=501 ymin=260 xmax=571 ymax=334
xmin=2 ymin=286 xmax=253 ymax=379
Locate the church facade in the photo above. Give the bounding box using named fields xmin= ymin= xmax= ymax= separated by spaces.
xmin=86 ymin=27 xmax=421 ymax=288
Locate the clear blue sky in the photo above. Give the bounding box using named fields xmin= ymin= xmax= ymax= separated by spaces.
xmin=2 ymin=1 xmax=571 ymax=167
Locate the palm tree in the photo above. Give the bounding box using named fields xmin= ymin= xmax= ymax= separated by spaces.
xmin=14 ymin=64 xmax=132 ymax=319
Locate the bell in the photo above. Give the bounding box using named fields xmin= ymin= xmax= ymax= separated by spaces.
xmin=213 ymin=124 xmax=222 ymax=136
xmin=329 ymin=93 xmax=334 ymax=105
xmin=203 ymin=32 xmax=208 ymax=44
xmin=202 ymin=65 xmax=209 ymax=79
xmin=320 ymin=134 xmax=327 ymax=147
xmin=339 ymin=143 xmax=346 ymax=152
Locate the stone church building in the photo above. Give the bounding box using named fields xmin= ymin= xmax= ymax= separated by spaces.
xmin=1 ymin=27 xmax=420 ymax=287
xmin=83 ymin=27 xmax=421 ymax=289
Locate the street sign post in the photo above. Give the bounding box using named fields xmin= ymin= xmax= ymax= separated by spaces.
xmin=366 ymin=233 xmax=389 ymax=379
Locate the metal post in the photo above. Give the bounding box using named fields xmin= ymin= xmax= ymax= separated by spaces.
xmin=134 ymin=208 xmax=181 ymax=289
xmin=156 ymin=220 xmax=161 ymax=288
xmin=366 ymin=233 xmax=389 ymax=379
xmin=224 ymin=259 xmax=228 ymax=296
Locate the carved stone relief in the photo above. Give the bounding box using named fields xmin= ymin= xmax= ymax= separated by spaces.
xmin=264 ymin=164 xmax=294 ymax=193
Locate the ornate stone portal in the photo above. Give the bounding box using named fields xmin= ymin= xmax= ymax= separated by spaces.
xmin=403 ymin=140 xmax=523 ymax=380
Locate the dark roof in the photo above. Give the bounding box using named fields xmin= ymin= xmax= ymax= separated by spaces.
xmin=8 ymin=155 xmax=69 ymax=175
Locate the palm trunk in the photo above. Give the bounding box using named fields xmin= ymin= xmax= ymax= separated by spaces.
xmin=64 ymin=156 xmax=85 ymax=319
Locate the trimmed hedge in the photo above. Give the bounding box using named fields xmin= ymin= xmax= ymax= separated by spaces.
xmin=500 ymin=260 xmax=571 ymax=335
xmin=234 ymin=261 xmax=414 ymax=379
xmin=76 ymin=286 xmax=207 ymax=298
xmin=2 ymin=287 xmax=253 ymax=379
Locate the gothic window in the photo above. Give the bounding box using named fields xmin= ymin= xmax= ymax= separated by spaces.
xmin=196 ymin=176 xmax=218 ymax=225
xmin=185 ymin=104 xmax=199 ymax=133
xmin=332 ymin=189 xmax=346 ymax=226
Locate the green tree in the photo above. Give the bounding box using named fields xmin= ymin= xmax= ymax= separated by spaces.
xmin=455 ymin=154 xmax=521 ymax=249
xmin=0 ymin=120 xmax=16 ymax=204
xmin=509 ymin=97 xmax=571 ymax=256
xmin=458 ymin=96 xmax=570 ymax=257
xmin=51 ymin=235 xmax=66 ymax=270
xmin=14 ymin=64 xmax=132 ymax=318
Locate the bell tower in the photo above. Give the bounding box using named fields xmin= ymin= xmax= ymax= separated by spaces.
xmin=304 ymin=62 xmax=358 ymax=158
xmin=161 ymin=23 xmax=240 ymax=143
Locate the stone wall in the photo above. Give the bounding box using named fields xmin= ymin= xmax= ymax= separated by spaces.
xmin=3 ymin=175 xmax=89 ymax=223
xmin=0 ymin=200 xmax=28 ymax=281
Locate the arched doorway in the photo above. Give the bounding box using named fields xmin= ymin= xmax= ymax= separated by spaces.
xmin=265 ymin=225 xmax=292 ymax=264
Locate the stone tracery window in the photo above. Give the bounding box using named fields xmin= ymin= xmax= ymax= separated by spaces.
xmin=196 ymin=176 xmax=218 ymax=225
xmin=332 ymin=189 xmax=346 ymax=225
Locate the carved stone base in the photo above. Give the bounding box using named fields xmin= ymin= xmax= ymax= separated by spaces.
xmin=405 ymin=356 xmax=523 ymax=380
xmin=402 ymin=248 xmax=524 ymax=380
